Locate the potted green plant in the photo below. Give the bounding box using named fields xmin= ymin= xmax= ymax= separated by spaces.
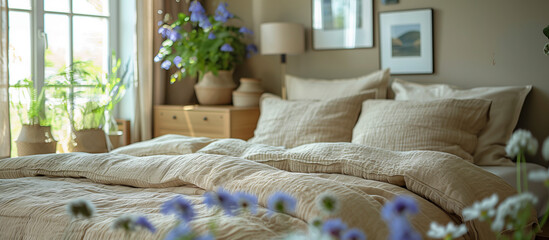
xmin=55 ymin=54 xmax=129 ymax=153
xmin=154 ymin=1 xmax=257 ymax=105
xmin=11 ymin=79 xmax=57 ymax=156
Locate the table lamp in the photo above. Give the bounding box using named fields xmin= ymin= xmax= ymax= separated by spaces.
xmin=260 ymin=22 xmax=305 ymax=99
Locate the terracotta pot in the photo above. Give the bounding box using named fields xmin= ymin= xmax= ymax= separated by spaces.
xmin=15 ymin=125 xmax=57 ymax=156
xmin=69 ymin=128 xmax=109 ymax=153
xmin=194 ymin=70 xmax=236 ymax=105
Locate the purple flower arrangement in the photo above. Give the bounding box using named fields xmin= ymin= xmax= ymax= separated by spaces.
xmin=154 ymin=1 xmax=257 ymax=84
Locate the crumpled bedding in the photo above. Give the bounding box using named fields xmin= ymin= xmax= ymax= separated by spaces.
xmin=0 ymin=134 xmax=533 ymax=239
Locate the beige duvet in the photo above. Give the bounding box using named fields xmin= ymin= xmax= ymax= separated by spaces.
xmin=0 ymin=135 xmax=531 ymax=239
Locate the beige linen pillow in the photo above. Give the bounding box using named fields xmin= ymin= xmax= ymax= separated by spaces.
xmin=249 ymin=91 xmax=377 ymax=148
xmin=392 ymin=79 xmax=532 ymax=166
xmin=352 ymin=99 xmax=491 ymax=161
xmin=285 ymin=68 xmax=390 ymax=100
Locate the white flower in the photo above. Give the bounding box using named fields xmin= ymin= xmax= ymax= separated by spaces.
xmin=427 ymin=222 xmax=467 ymax=239
xmin=462 ymin=194 xmax=498 ymax=221
xmin=316 ymin=192 xmax=340 ymax=215
xmin=506 ymin=129 xmax=538 ymax=158
xmin=491 ymin=193 xmax=538 ymax=232
xmin=529 ymin=169 xmax=549 ymax=186
xmin=542 ymin=137 xmax=549 ymax=161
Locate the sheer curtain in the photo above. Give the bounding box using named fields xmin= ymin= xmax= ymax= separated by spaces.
xmin=0 ymin=0 xmax=9 ymax=158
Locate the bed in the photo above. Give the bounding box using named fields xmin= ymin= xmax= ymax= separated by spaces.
xmin=0 ymin=70 xmax=543 ymax=239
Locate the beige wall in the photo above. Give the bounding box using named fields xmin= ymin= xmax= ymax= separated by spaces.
xmin=203 ymin=0 xmax=549 ymax=165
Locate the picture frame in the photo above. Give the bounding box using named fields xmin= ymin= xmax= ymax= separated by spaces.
xmin=312 ymin=0 xmax=374 ymax=50
xmin=379 ymin=9 xmax=433 ymax=74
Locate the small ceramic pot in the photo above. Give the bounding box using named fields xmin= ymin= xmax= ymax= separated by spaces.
xmin=194 ymin=70 xmax=236 ymax=105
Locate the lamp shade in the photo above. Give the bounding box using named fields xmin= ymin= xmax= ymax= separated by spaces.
xmin=260 ymin=22 xmax=305 ymax=55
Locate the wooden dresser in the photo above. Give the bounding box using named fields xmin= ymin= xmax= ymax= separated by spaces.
xmin=153 ymin=105 xmax=260 ymax=140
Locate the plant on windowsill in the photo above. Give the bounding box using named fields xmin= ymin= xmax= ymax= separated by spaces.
xmin=54 ymin=54 xmax=130 ymax=153
xmin=10 ymin=79 xmax=57 ymax=156
xmin=154 ymin=1 xmax=258 ymax=105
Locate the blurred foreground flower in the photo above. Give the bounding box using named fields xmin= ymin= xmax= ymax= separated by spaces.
xmin=427 ymin=222 xmax=467 ymax=240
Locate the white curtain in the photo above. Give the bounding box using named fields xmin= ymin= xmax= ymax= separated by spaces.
xmin=133 ymin=0 xmax=154 ymax=142
xmin=0 ymin=0 xmax=10 ymax=158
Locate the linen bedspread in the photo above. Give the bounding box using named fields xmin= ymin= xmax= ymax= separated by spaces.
xmin=0 ymin=135 xmax=529 ymax=239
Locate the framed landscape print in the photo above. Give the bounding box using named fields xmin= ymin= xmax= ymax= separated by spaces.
xmin=312 ymin=0 xmax=374 ymax=50
xmin=379 ymin=9 xmax=433 ymax=74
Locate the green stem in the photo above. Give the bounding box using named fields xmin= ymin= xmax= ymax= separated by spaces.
xmin=536 ymin=203 xmax=549 ymax=233
xmin=517 ymin=150 xmax=522 ymax=193
xmin=521 ymin=151 xmax=528 ymax=193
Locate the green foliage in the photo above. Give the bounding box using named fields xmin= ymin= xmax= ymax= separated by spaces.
xmin=544 ymin=25 xmax=549 ymax=55
xmin=51 ymin=52 xmax=131 ymax=131
xmin=543 ymin=25 xmax=549 ymax=39
xmin=155 ymin=9 xmax=252 ymax=82
xmin=10 ymin=78 xmax=52 ymax=126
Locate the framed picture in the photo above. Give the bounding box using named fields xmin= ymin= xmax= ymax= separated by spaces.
xmin=312 ymin=0 xmax=373 ymax=50
xmin=379 ymin=9 xmax=433 ymax=74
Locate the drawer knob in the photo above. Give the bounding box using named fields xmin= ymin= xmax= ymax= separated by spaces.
xmin=172 ymin=115 xmax=177 ymax=120
xmin=203 ymin=116 xmax=208 ymax=121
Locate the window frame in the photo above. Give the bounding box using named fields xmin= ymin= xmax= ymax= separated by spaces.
xmin=7 ymin=0 xmax=119 ymax=92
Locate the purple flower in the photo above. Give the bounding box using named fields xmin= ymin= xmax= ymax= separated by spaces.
xmin=173 ymin=56 xmax=182 ymax=67
xmin=154 ymin=54 xmax=163 ymax=63
xmin=220 ymin=43 xmax=234 ymax=52
xmin=169 ymin=31 xmax=182 ymax=41
xmin=267 ymin=192 xmax=297 ymax=215
xmin=189 ymin=1 xmax=205 ymax=13
xmin=195 ymin=234 xmax=215 ymax=240
xmin=239 ymin=26 xmax=253 ymax=35
xmin=199 ymin=18 xmax=212 ymax=29
xmin=387 ymin=217 xmax=422 ymax=240
xmin=214 ymin=2 xmax=233 ymax=23
xmin=208 ymin=32 xmax=216 ymax=40
xmin=342 ymin=228 xmax=367 ymax=240
xmin=381 ymin=195 xmax=419 ymax=221
xmin=322 ymin=218 xmax=347 ymax=238
xmin=203 ymin=187 xmax=238 ymax=216
xmin=160 ymin=60 xmax=171 ymax=70
xmin=157 ymin=21 xmax=163 ymax=26
xmin=161 ymin=196 xmax=195 ymax=222
xmin=234 ymin=192 xmax=258 ymax=215
xmin=246 ymin=44 xmax=258 ymax=58
xmin=158 ymin=26 xmax=171 ymax=38
xmin=164 ymin=223 xmax=193 ymax=240
xmin=135 ymin=216 xmax=156 ymax=233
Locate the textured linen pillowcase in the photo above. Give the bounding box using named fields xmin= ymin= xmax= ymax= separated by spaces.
xmin=392 ymin=79 xmax=532 ymax=166
xmin=249 ymin=91 xmax=377 ymax=148
xmin=352 ymin=99 xmax=492 ymax=161
xmin=285 ymin=68 xmax=390 ymax=100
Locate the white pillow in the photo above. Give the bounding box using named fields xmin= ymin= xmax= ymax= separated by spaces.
xmin=285 ymin=69 xmax=390 ymax=100
xmin=352 ymin=99 xmax=492 ymax=161
xmin=392 ymin=79 xmax=532 ymax=166
xmin=249 ymin=91 xmax=377 ymax=148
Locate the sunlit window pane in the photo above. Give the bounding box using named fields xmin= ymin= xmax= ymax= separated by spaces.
xmin=8 ymin=0 xmax=31 ymax=9
xmin=45 ymin=0 xmax=70 ymax=12
xmin=73 ymin=0 xmax=109 ymax=16
xmin=45 ymin=14 xmax=70 ymax=81
xmin=8 ymin=11 xmax=32 ymax=85
xmin=73 ymin=16 xmax=109 ymax=83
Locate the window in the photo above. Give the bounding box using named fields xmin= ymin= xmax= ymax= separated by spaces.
xmin=8 ymin=0 xmax=118 ymax=156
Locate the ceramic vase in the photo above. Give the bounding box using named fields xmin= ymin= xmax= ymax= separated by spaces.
xmin=194 ymin=70 xmax=236 ymax=105
xmin=232 ymin=78 xmax=263 ymax=107
xmin=15 ymin=125 xmax=57 ymax=156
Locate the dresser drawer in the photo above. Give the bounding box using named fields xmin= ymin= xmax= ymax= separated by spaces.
xmin=155 ymin=108 xmax=190 ymax=131
xmin=187 ymin=111 xmax=229 ymax=138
